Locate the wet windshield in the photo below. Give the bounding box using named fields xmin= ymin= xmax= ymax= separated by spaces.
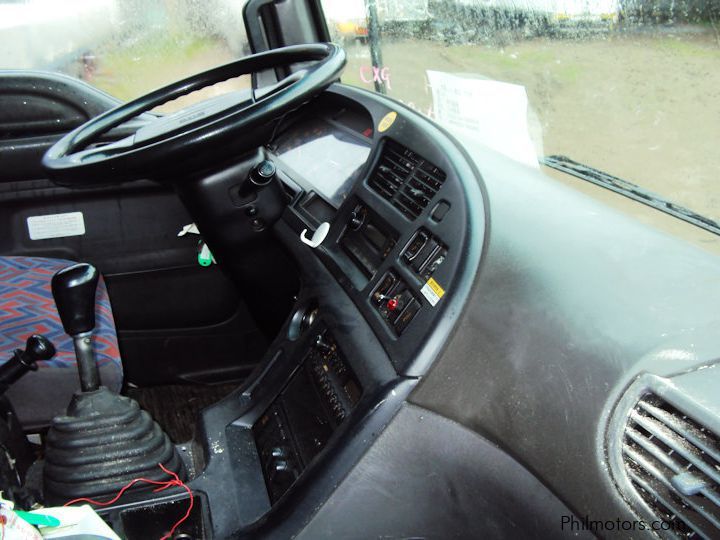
xmin=0 ymin=0 xmax=251 ymax=112
xmin=321 ymin=0 xmax=720 ymax=226
xmin=1 ymin=0 xmax=718 ymax=227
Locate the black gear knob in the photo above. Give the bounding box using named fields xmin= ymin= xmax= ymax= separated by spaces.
xmin=21 ymin=334 xmax=56 ymax=364
xmin=0 ymin=335 xmax=56 ymax=396
xmin=51 ymin=263 xmax=99 ymax=337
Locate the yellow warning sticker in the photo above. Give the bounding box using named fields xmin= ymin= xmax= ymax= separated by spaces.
xmin=378 ymin=111 xmax=397 ymax=133
xmin=420 ymin=277 xmax=445 ymax=307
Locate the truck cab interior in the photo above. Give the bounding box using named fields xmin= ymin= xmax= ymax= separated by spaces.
xmin=1 ymin=0 xmax=719 ymax=538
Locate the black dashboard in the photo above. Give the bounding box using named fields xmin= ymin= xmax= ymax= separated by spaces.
xmin=184 ymin=82 xmax=720 ymax=540
xmin=230 ymin=84 xmax=488 ymax=511
xmin=269 ymin=86 xmax=482 ymax=375
xmin=186 ymin=84 xmax=496 ymax=538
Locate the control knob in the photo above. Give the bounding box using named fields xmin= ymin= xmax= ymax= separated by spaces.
xmin=250 ymin=160 xmax=276 ymax=187
xmin=315 ymin=334 xmax=334 ymax=353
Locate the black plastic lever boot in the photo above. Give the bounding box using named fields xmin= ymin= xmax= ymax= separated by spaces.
xmin=0 ymin=335 xmax=55 ymax=396
xmin=44 ymin=388 xmax=186 ymax=505
xmin=51 ymin=264 xmax=101 ymax=392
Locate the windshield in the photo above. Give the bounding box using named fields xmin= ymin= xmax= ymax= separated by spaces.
xmin=2 ymin=1 xmax=718 ymax=227
xmin=321 ymin=0 xmax=720 ymax=226
xmin=0 ymin=0 xmax=251 ymax=112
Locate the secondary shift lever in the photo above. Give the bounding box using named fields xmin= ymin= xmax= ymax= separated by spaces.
xmin=0 ymin=335 xmax=55 ymax=396
xmin=50 ymin=264 xmax=100 ymax=392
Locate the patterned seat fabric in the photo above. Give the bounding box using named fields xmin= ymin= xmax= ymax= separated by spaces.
xmin=0 ymin=256 xmax=123 ymax=429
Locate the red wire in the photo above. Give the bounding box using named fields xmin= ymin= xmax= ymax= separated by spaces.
xmin=64 ymin=463 xmax=194 ymax=540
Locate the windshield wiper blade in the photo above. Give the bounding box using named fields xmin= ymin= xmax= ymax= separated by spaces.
xmin=541 ymin=155 xmax=720 ymax=236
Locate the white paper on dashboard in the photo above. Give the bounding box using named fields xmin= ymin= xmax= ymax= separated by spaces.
xmin=426 ymin=71 xmax=540 ymax=168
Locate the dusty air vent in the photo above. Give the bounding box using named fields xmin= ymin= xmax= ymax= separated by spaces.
xmin=622 ymin=394 xmax=720 ymax=538
xmin=368 ymin=140 xmax=446 ymax=220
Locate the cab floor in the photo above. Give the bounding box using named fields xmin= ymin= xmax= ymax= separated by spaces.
xmin=127 ymin=383 xmax=238 ymax=443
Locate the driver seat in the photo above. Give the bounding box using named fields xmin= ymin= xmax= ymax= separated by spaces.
xmin=0 ymin=256 xmax=123 ymax=430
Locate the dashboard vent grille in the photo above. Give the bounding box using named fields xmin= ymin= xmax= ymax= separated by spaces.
xmin=368 ymin=140 xmax=446 ymax=220
xmin=622 ymin=393 xmax=720 ymax=538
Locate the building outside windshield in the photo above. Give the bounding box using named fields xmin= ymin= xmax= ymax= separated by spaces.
xmin=1 ymin=0 xmax=719 ymax=226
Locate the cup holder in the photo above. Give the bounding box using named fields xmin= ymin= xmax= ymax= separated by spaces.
xmin=288 ymin=301 xmax=319 ymax=340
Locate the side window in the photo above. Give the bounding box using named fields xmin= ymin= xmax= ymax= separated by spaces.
xmin=320 ymin=0 xmax=720 ymax=224
xmin=0 ymin=0 xmax=252 ymax=112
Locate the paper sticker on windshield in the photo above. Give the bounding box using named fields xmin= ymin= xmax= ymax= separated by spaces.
xmin=27 ymin=212 xmax=85 ymax=240
xmin=378 ymin=111 xmax=397 ymax=133
xmin=420 ymin=277 xmax=445 ymax=307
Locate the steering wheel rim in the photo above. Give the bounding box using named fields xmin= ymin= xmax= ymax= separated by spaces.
xmin=42 ymin=43 xmax=346 ymax=186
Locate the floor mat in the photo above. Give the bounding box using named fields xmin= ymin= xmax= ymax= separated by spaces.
xmin=127 ymin=384 xmax=238 ymax=443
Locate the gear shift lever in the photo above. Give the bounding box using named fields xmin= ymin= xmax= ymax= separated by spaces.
xmin=51 ymin=264 xmax=100 ymax=392
xmin=44 ymin=262 xmax=185 ymax=505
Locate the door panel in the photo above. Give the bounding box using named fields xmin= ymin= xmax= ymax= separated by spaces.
xmin=0 ymin=72 xmax=267 ymax=386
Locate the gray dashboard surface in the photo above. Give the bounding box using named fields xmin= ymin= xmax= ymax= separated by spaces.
xmin=409 ymin=135 xmax=720 ymax=531
xmin=297 ymin=404 xmax=592 ymax=540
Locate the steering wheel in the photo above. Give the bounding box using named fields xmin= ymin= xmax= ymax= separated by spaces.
xmin=42 ymin=44 xmax=345 ymax=187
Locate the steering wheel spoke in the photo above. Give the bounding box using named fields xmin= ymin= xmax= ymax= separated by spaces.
xmin=254 ymin=70 xmax=307 ymax=102
xmin=67 ymin=135 xmax=136 ymax=164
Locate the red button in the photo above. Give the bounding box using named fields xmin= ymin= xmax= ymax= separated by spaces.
xmin=387 ymin=298 xmax=399 ymax=311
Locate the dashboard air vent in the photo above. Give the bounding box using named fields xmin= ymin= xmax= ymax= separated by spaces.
xmin=368 ymin=140 xmax=446 ymax=220
xmin=622 ymin=393 xmax=720 ymax=538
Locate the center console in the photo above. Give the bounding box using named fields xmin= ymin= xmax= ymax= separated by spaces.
xmin=115 ymin=84 xmax=484 ymax=539
xmin=253 ymin=328 xmax=362 ymax=502
xmin=232 ymin=87 xmax=477 ymax=516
